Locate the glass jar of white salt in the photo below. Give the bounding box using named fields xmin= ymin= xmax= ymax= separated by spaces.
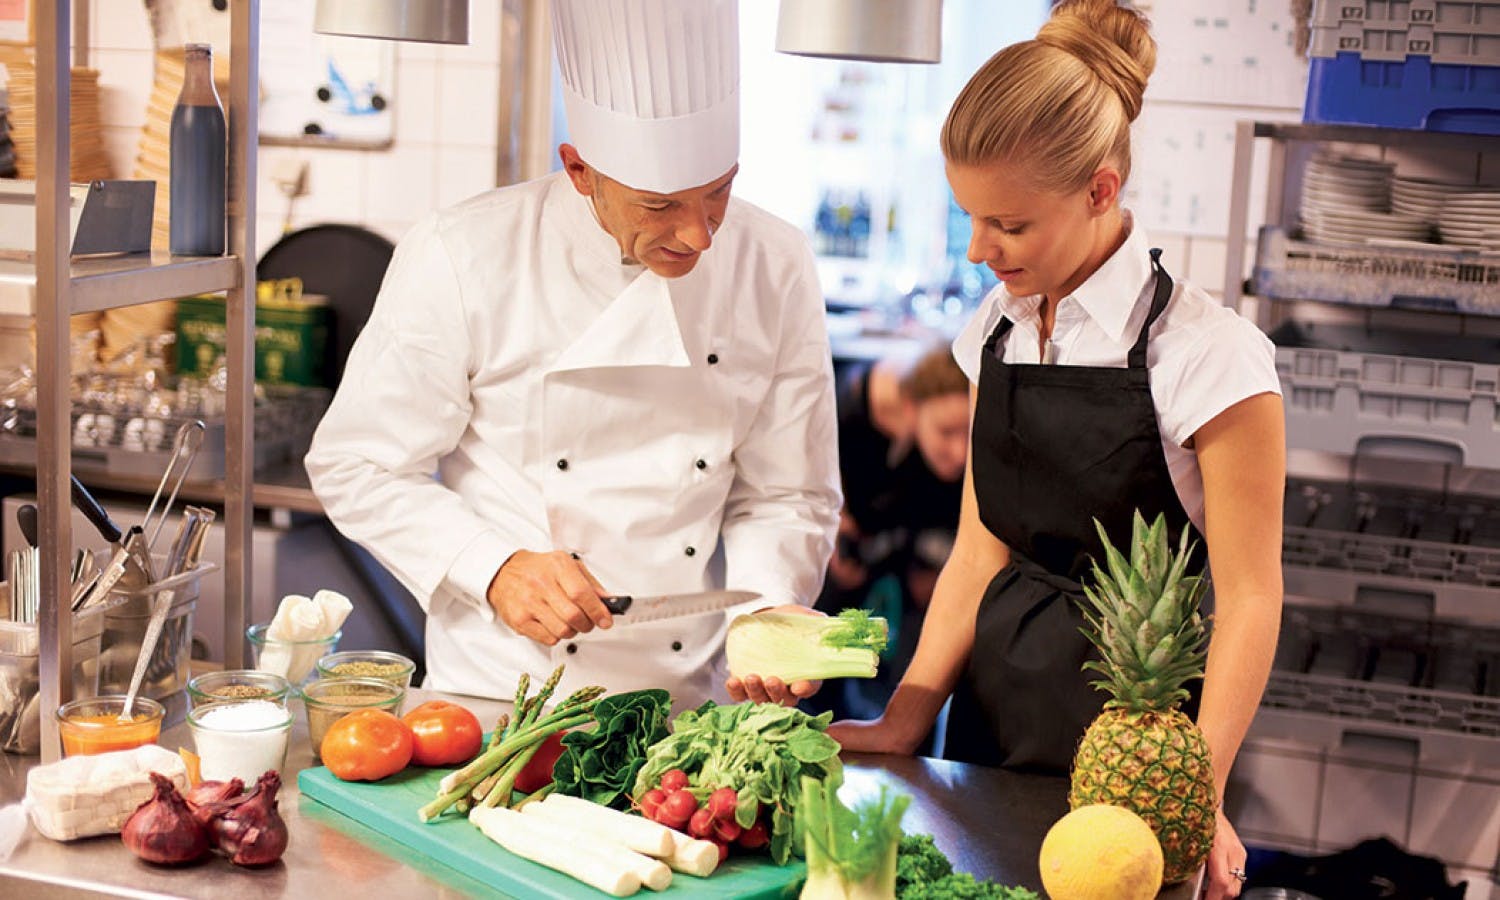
xmin=188 ymin=699 xmax=294 ymax=784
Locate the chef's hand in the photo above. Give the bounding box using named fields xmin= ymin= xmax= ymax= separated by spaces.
xmin=1199 ymin=807 xmax=1247 ymax=900
xmin=825 ymin=716 xmax=919 ymax=755
xmin=487 ymin=550 xmax=614 ymax=645
xmin=725 ymin=604 xmax=823 ymax=706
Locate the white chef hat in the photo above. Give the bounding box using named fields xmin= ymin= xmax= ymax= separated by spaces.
xmin=552 ymin=0 xmax=740 ymax=194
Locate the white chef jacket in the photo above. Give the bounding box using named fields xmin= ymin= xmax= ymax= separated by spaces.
xmin=305 ymin=171 xmax=842 ymax=708
xmin=952 ymin=214 xmax=1280 ymax=533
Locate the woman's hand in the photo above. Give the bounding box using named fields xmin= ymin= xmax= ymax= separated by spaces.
xmin=1199 ymin=808 xmax=1248 ymax=900
xmin=826 ymin=716 xmax=920 ymax=755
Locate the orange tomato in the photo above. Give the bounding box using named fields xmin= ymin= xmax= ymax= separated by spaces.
xmin=321 ymin=709 xmax=413 ymax=781
xmin=401 ymin=700 xmax=483 ymax=767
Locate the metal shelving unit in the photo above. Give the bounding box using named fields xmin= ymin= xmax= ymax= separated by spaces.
xmin=32 ymin=0 xmax=259 ymax=762
xmin=1223 ymin=120 xmax=1500 ymax=885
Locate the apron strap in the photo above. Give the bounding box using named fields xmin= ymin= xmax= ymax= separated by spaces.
xmin=1127 ymin=248 xmax=1175 ymax=370
xmin=982 ymin=314 xmax=1014 ymax=356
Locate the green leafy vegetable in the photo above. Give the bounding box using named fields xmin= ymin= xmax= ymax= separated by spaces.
xmin=799 ymin=774 xmax=909 ymax=900
xmin=632 ymin=701 xmax=843 ymax=865
xmin=551 ymin=689 xmax=671 ymax=811
xmin=726 ymin=609 xmax=890 ymax=682
xmin=894 ymin=834 xmax=1039 ymax=900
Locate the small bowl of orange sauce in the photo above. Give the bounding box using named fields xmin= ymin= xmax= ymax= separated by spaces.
xmin=56 ymin=696 xmax=165 ymax=756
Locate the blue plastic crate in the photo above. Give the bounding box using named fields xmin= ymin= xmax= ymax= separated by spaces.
xmin=1305 ymin=51 xmax=1500 ymax=134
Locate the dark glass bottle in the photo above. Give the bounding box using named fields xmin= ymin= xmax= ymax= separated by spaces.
xmin=170 ymin=43 xmax=226 ymax=256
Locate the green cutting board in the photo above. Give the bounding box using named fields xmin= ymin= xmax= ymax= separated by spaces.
xmin=299 ymin=765 xmax=807 ymax=899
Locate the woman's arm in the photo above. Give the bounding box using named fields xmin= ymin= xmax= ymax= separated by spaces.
xmin=828 ymin=388 xmax=1009 ymax=753
xmin=1193 ymin=391 xmax=1286 ymax=793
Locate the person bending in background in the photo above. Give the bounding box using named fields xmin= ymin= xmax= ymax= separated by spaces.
xmin=812 ymin=343 xmax=968 ymax=721
xmin=828 ymin=3 xmax=1285 ymax=898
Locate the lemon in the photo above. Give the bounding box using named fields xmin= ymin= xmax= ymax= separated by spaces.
xmin=1039 ymin=804 xmax=1164 ymax=900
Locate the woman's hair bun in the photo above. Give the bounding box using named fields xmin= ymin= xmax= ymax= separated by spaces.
xmin=1037 ymin=0 xmax=1156 ymax=121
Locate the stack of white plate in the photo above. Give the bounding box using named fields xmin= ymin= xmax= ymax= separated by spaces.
xmin=1299 ymin=155 xmax=1422 ymax=246
xmin=1439 ymin=191 xmax=1500 ymax=252
xmin=1391 ymin=176 xmax=1473 ymax=224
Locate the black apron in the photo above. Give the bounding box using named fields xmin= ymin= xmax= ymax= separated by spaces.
xmin=943 ymin=248 xmax=1203 ymax=773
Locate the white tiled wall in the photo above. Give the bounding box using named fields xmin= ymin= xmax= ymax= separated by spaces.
xmin=75 ymin=1 xmax=503 ymax=256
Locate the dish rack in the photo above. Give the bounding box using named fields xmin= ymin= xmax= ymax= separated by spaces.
xmin=0 ymin=386 xmax=328 ymax=480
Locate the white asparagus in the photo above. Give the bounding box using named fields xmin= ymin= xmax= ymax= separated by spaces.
xmin=521 ymin=802 xmax=673 ymax=891
xmin=533 ymin=794 xmax=676 ymax=857
xmin=469 ymin=806 xmax=642 ymax=897
xmin=665 ymin=830 xmax=721 ymax=878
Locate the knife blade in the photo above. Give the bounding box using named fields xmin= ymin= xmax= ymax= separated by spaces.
xmin=600 ymin=590 xmax=761 ymax=624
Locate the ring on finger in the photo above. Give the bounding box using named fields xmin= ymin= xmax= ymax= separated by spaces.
xmin=1228 ymin=866 xmax=1247 ymax=882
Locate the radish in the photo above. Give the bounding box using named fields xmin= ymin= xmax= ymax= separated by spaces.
xmin=659 ymin=790 xmax=696 ymax=829
xmin=707 ymin=787 xmax=737 ymax=822
xmin=711 ymin=817 xmax=742 ymax=844
xmin=687 ymin=808 xmax=715 ymax=840
xmin=736 ymin=820 xmax=769 ymax=850
xmin=659 ymin=769 xmax=689 ymax=793
xmin=638 ymin=789 xmax=667 ymax=822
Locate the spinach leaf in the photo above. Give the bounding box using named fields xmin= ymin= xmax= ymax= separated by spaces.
xmin=551 ymin=688 xmax=670 ymax=811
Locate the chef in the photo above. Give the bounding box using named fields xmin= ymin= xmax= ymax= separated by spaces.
xmin=305 ymin=0 xmax=840 ymax=709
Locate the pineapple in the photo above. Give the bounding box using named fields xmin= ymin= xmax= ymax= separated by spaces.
xmin=1068 ymin=511 xmax=1216 ymax=886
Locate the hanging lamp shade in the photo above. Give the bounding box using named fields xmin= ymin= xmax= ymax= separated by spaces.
xmin=314 ymin=0 xmax=470 ymax=45
xmin=775 ymin=0 xmax=942 ymax=64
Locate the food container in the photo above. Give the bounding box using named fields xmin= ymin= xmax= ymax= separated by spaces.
xmin=187 ymin=669 xmax=293 ymax=709
xmin=188 ymin=699 xmax=294 ymax=784
xmin=56 ymin=695 xmax=165 ymax=757
xmin=314 ymin=650 xmax=416 ymax=689
xmin=2 ymin=583 xmax=109 ymax=755
xmin=97 ymin=560 xmax=217 ymax=727
xmin=301 ymin=676 xmax=405 ymax=757
xmin=246 ymin=623 xmax=341 ymax=684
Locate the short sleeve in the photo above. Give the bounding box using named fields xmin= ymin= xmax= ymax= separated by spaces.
xmin=952 ymin=289 xmax=1006 ymax=383
xmin=1155 ymin=314 xmax=1281 ymax=447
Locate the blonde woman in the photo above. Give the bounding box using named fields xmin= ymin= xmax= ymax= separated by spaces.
xmin=827 ymin=3 xmax=1285 ymax=897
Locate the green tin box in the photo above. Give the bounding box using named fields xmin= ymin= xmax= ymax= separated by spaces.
xmin=176 ymin=293 xmax=330 ymax=387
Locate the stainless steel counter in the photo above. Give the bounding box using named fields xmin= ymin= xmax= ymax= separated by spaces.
xmin=0 ymin=689 xmax=1198 ymax=898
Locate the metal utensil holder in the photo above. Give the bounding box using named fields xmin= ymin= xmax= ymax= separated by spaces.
xmin=1 ymin=585 xmax=111 ymax=755
xmin=97 ymin=558 xmax=218 ymax=729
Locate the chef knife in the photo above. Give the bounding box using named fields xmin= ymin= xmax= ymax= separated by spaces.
xmin=600 ymin=590 xmax=761 ymax=624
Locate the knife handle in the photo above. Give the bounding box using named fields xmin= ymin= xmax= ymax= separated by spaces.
xmin=601 ymin=596 xmax=633 ymax=615
xmin=70 ymin=475 xmax=123 ymax=545
xmin=16 ymin=503 xmax=38 ymax=548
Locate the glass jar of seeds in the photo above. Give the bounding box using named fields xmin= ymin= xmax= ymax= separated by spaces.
xmin=300 ymin=676 xmax=406 ymax=757
xmin=186 ymin=669 xmax=294 ymax=710
xmin=314 ymin=650 xmax=416 ymax=689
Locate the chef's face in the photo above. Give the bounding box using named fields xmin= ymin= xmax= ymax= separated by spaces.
xmin=913 ymin=392 xmax=969 ymax=482
xmin=561 ymin=145 xmax=737 ymax=278
xmin=946 ymin=159 xmax=1119 ymax=302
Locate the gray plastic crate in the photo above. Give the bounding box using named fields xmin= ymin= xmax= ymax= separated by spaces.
xmin=1283 ymin=477 xmax=1500 ymax=624
xmin=1311 ymin=20 xmax=1500 ymax=65
xmin=1310 ymin=0 xmax=1500 ymax=65
xmin=1254 ymin=227 xmax=1500 ymax=315
xmin=1272 ymin=321 xmax=1500 ymax=470
xmin=1255 ymin=600 xmax=1500 ymax=770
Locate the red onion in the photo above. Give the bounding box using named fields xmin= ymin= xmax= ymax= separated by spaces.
xmin=203 ymin=770 xmax=288 ymax=866
xmin=121 ymin=773 xmax=211 ymax=865
xmin=184 ymin=778 xmax=244 ymax=827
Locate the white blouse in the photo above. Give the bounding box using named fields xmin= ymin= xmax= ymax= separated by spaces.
xmin=951 ymin=215 xmax=1280 ymax=531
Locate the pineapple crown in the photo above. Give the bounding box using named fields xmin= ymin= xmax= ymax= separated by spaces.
xmin=1078 ymin=510 xmax=1210 ymax=713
